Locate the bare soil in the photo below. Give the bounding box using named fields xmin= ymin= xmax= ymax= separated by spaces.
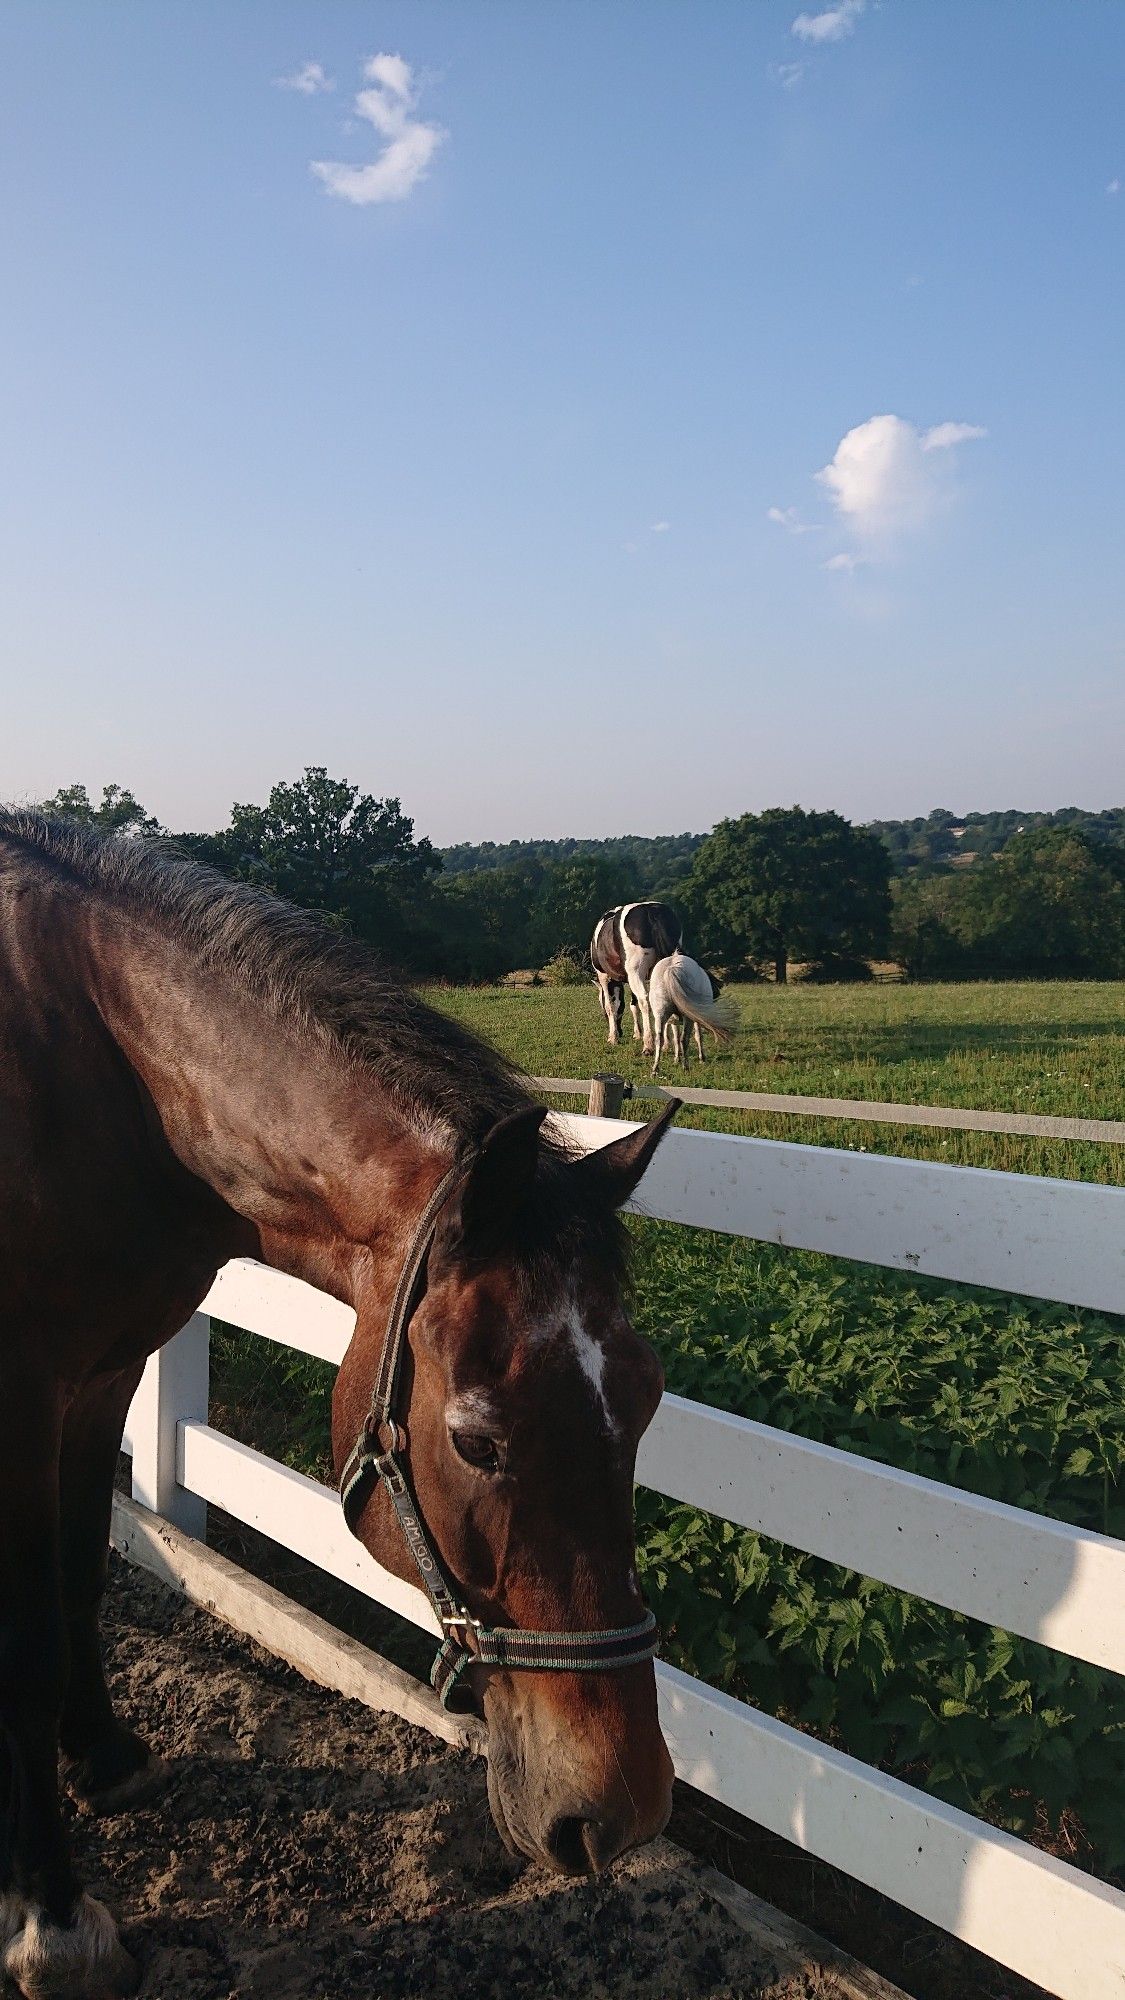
xmin=70 ymin=1558 xmax=845 ymax=2000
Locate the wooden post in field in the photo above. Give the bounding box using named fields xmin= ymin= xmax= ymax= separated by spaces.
xmin=588 ymin=1073 xmax=625 ymax=1118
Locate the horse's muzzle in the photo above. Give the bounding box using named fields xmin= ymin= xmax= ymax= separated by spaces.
xmin=484 ymin=1673 xmax=673 ymax=1875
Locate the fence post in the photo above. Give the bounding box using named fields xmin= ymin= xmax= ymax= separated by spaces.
xmin=588 ymin=1074 xmax=626 ymax=1118
xmin=129 ymin=1312 xmax=210 ymax=1540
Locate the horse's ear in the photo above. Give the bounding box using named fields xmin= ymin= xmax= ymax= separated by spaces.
xmin=573 ymin=1099 xmax=680 ymax=1209
xmin=458 ymin=1105 xmax=547 ymax=1243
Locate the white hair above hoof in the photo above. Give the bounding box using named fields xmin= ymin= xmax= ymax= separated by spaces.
xmin=3 ymin=1892 xmax=137 ymax=2000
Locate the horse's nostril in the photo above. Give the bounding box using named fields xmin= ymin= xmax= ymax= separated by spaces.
xmin=547 ymin=1815 xmax=591 ymax=1874
xmin=546 ymin=1813 xmax=623 ymax=1875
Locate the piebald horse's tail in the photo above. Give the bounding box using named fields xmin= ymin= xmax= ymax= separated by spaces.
xmin=654 ymin=951 xmax=739 ymax=1041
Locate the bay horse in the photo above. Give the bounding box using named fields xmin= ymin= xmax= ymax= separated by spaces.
xmin=589 ymin=902 xmax=682 ymax=1056
xmin=649 ymin=951 xmax=737 ymax=1076
xmin=0 ymin=816 xmax=679 ymax=2000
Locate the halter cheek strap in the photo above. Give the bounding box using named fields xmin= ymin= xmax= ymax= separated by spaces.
xmin=339 ymin=1150 xmax=658 ymax=1713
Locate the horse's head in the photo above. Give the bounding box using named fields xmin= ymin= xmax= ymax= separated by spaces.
xmin=335 ymin=1103 xmax=677 ymax=1875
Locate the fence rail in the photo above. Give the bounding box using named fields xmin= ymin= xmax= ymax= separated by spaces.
xmin=120 ymin=1114 xmax=1125 ymax=2000
xmin=532 ymin=1074 xmax=1125 ymax=1145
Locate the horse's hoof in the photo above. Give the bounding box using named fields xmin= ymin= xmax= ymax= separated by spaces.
xmin=67 ymin=1752 xmax=172 ymax=1817
xmin=83 ymin=1754 xmax=171 ymax=1817
xmin=4 ymin=1893 xmax=138 ymax=1999
xmin=63 ymin=1724 xmax=170 ymax=1816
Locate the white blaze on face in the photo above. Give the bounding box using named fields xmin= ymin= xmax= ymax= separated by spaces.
xmin=564 ymin=1307 xmax=619 ymax=1438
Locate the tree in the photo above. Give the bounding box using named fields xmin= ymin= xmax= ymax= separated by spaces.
xmin=890 ymin=828 xmax=1125 ymax=977
xmin=957 ymin=828 xmax=1125 ymax=976
xmin=528 ymin=856 xmax=632 ymax=964
xmin=38 ymin=782 xmax=162 ymax=836
xmin=685 ymin=807 xmax=892 ymax=982
xmin=181 ymin=767 xmax=442 ymax=967
xmin=889 ymin=873 xmax=969 ymax=977
xmin=436 ymin=867 xmax=537 ymax=981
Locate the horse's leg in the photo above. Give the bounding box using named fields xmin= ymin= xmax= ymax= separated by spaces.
xmin=650 ymin=1002 xmax=663 ymax=1077
xmin=694 ymin=1020 xmax=705 ymax=1063
xmin=626 ymin=950 xmax=657 ymax=1057
xmin=596 ymin=973 xmax=620 ymax=1047
xmin=0 ymin=1373 xmax=135 ymax=1999
xmin=627 ymin=993 xmax=643 ymax=1041
xmin=59 ymin=1365 xmax=167 ymax=1809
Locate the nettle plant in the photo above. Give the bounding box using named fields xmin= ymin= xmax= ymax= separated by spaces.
xmin=629 ymin=1222 xmax=1125 ymax=1878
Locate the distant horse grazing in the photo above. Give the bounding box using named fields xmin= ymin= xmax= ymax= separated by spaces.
xmin=650 ymin=951 xmax=737 ymax=1076
xmin=589 ymin=902 xmax=682 ymax=1056
xmin=0 ymin=816 xmax=679 ymax=2000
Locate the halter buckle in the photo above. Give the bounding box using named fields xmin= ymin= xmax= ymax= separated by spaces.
xmin=441 ymin=1607 xmax=482 ymax=1641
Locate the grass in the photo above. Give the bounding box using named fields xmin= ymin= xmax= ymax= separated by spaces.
xmin=430 ymin=978 xmax=1125 ymax=1183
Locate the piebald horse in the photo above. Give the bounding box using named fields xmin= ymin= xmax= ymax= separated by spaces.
xmin=0 ymin=817 xmax=678 ymax=2000
xmin=589 ymin=902 xmax=681 ymax=1057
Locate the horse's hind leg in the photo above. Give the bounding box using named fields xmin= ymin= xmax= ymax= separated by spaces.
xmin=650 ymin=1005 xmax=664 ymax=1077
xmin=596 ymin=973 xmax=623 ymax=1047
xmin=59 ymin=1365 xmax=167 ymax=1811
xmin=0 ymin=1370 xmax=136 ymax=1999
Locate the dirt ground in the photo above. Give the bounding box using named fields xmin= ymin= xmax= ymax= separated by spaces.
xmin=67 ymin=1558 xmax=849 ymax=2000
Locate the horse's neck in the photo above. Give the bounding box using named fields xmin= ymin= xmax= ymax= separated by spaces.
xmin=86 ymin=909 xmax=452 ymax=1306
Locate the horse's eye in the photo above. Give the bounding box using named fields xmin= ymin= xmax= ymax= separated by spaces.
xmin=450 ymin=1430 xmax=502 ymax=1473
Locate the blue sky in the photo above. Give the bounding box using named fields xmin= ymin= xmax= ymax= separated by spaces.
xmin=2 ymin=1 xmax=1122 ymax=842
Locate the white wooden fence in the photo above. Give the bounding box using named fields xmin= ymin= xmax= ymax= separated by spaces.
xmin=534 ymin=1073 xmax=1125 ymax=1144
xmin=120 ymin=1113 xmax=1125 ymax=2000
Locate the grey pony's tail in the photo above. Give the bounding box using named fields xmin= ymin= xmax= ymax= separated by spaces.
xmin=658 ymin=951 xmax=739 ymax=1041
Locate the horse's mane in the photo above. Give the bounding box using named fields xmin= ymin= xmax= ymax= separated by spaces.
xmin=1 ymin=813 xmax=539 ymax=1139
xmin=0 ymin=814 xmax=631 ymax=1286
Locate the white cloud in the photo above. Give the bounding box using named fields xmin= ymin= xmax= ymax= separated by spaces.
xmin=364 ymin=53 xmax=413 ymax=103
xmin=768 ymin=505 xmax=819 ymax=534
xmin=650 ymin=520 xmax=671 ymax=533
xmin=791 ymin=0 xmax=865 ymax=44
xmin=815 ymin=413 xmax=986 ymax=542
xmin=773 ymin=62 xmax=806 ymax=88
xmin=823 ymin=551 xmax=860 ymax=572
xmin=921 ymin=421 xmax=988 ymax=452
xmin=1108 ymin=178 xmax=1122 ymax=196
xmin=311 ymin=53 xmax=445 ymax=206
xmin=276 ymin=61 xmax=333 ymax=95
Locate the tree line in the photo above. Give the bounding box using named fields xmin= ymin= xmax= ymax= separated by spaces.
xmin=28 ymin=774 xmax=1125 ymax=982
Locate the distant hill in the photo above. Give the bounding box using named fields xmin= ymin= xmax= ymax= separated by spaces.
xmin=866 ymin=806 xmax=1125 ymax=873
xmin=441 ymin=809 xmax=1125 ymax=885
xmin=438 ymin=832 xmax=703 ymax=897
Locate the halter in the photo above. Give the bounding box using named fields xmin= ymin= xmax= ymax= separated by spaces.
xmin=339 ymin=1150 xmax=658 ymax=1712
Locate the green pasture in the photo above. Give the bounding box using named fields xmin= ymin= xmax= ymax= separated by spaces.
xmin=432 ymin=977 xmax=1125 ymax=1183
xmin=211 ymin=976 xmax=1125 ymax=1878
